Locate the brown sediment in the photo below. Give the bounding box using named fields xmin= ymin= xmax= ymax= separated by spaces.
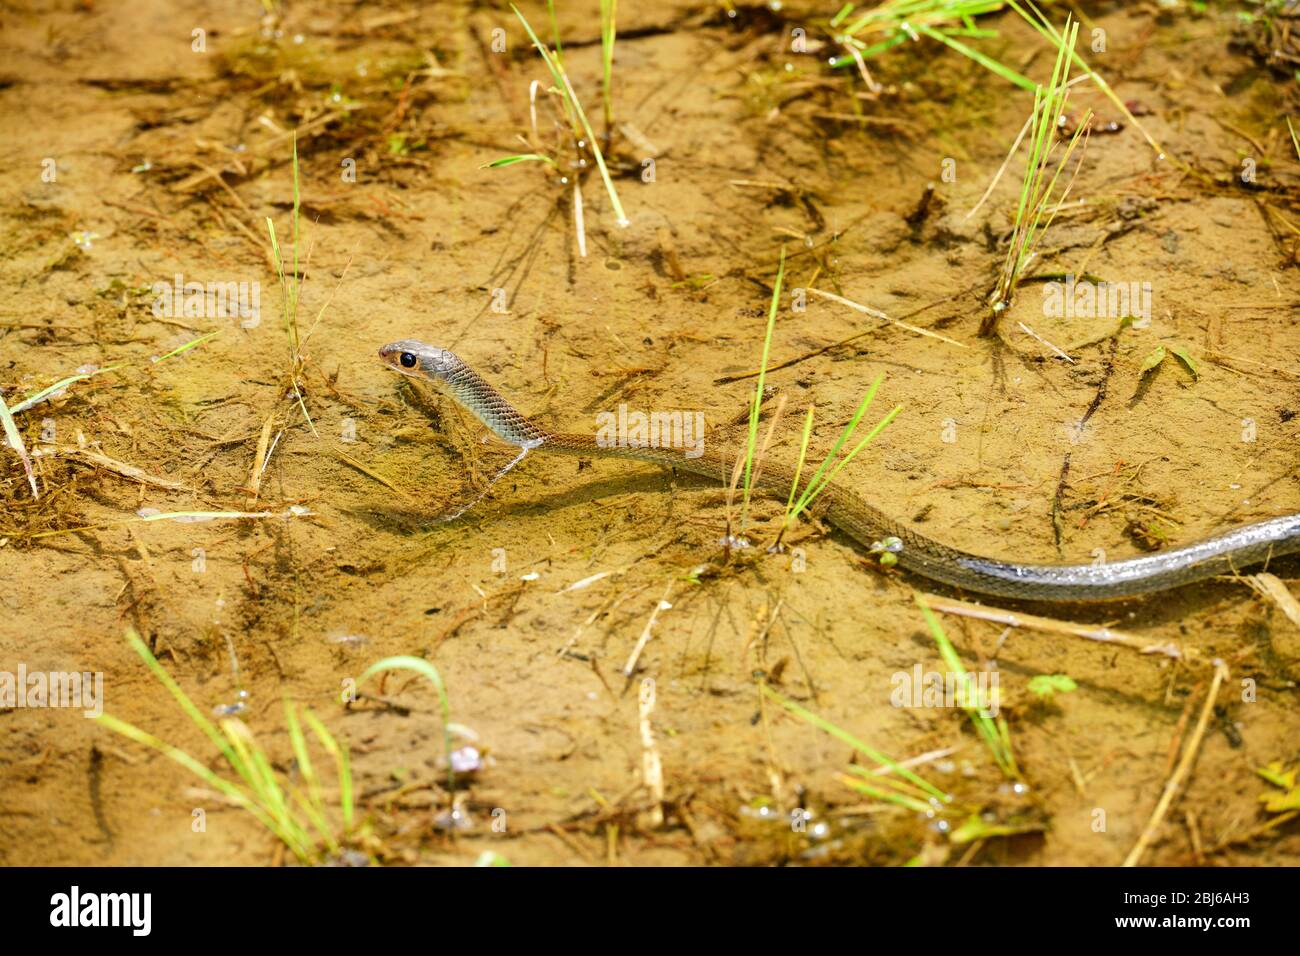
xmin=0 ymin=1 xmax=1297 ymax=867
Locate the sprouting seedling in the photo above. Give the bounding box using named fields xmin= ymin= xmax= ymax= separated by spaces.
xmin=829 ymin=2 xmax=1034 ymax=91
xmin=983 ymin=14 xmax=1090 ymax=335
xmin=1139 ymin=344 xmax=1198 ymax=381
xmin=916 ymin=594 xmax=1020 ymax=780
xmin=485 ymin=3 xmax=629 ymax=249
xmin=775 ymin=377 xmax=901 ymax=547
xmin=1027 ymin=673 xmax=1077 ymax=703
xmin=1255 ymin=760 xmax=1300 ymax=814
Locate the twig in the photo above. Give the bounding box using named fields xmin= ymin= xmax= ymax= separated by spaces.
xmin=332 ymin=450 xmax=415 ymax=504
xmin=1123 ymin=661 xmax=1228 ymax=867
xmin=1017 ymin=321 xmax=1075 ymax=362
xmin=807 ymin=287 xmax=968 ymax=349
xmin=39 ymin=446 xmax=187 ymax=491
xmin=1244 ymin=572 xmax=1300 ymax=634
xmin=637 ymin=677 xmax=665 ymax=828
xmin=621 ymin=583 xmax=673 ymax=678
xmin=921 ymin=593 xmax=1187 ymax=660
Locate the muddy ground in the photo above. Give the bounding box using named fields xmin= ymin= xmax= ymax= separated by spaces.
xmin=1 ymin=0 xmax=1298 ymax=866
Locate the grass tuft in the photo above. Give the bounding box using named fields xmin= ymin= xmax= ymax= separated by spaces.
xmin=982 ymin=14 xmax=1089 ymax=334
xmin=829 ymin=2 xmax=1033 ymax=91
xmin=96 ymin=629 xmax=355 ymax=864
xmin=781 ymin=378 xmax=901 ymax=537
xmin=500 ymin=3 xmax=629 ymax=232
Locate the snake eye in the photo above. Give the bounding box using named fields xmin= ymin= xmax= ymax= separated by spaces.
xmin=399 ymin=352 xmax=417 ymax=369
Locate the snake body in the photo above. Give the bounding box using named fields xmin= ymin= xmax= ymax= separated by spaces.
xmin=380 ymin=340 xmax=1300 ymax=602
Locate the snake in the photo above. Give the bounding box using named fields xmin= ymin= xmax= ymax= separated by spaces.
xmin=379 ymin=339 xmax=1300 ymax=602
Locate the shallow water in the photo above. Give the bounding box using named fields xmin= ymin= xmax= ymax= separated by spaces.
xmin=1 ymin=1 xmax=1297 ymax=866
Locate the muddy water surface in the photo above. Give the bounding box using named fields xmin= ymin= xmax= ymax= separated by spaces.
xmin=1 ymin=1 xmax=1298 ymax=866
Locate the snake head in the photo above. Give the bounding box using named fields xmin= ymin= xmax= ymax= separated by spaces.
xmin=378 ymin=340 xmax=461 ymax=380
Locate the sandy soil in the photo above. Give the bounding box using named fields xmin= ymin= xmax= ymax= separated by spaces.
xmin=1 ymin=0 xmax=1298 ymax=866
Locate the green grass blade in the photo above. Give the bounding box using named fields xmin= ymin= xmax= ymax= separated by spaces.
xmin=914 ymin=23 xmax=1034 ymax=92
xmin=221 ymin=717 xmax=312 ymax=856
xmin=120 ymin=630 xmax=255 ymax=784
xmin=1008 ymin=0 xmax=1164 ymax=157
xmin=284 ymin=701 xmax=336 ymax=851
xmin=546 ymin=0 xmax=564 ymax=65
xmin=788 ymin=375 xmax=887 ymax=521
xmin=914 ymin=594 xmax=1019 ymax=778
xmin=360 ymin=655 xmax=454 ymax=798
xmin=0 ymin=387 xmax=38 ymax=498
xmin=303 ymin=709 xmax=353 ymax=832
xmin=740 ymin=247 xmax=785 ymax=531
xmin=512 ymin=4 xmax=629 ymax=227
xmin=152 ymin=331 xmax=220 ymax=365
xmin=760 ymin=682 xmax=949 ymax=802
xmin=481 ymin=154 xmax=558 ymax=169
xmin=290 ymin=132 xmax=300 ymax=354
xmin=600 ymin=0 xmax=617 ymax=136
xmin=783 ymin=406 xmax=815 ymax=528
xmin=93 ymin=713 xmax=306 ymax=857
xmin=10 ymin=365 xmax=123 ymax=415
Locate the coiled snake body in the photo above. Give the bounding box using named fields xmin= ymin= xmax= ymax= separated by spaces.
xmin=380 ymin=340 xmax=1300 ymax=602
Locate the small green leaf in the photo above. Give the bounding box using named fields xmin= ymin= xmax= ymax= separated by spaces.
xmin=1027 ymin=673 xmax=1077 ymax=699
xmin=1256 ymin=760 xmax=1296 ymax=790
xmin=1139 ymin=345 xmax=1166 ymax=375
xmin=950 ymin=814 xmax=1045 ymax=844
xmin=481 ymin=153 xmax=557 ymax=169
xmin=1261 ymin=786 xmax=1300 ymax=813
xmin=1169 ymin=346 xmax=1199 ymax=380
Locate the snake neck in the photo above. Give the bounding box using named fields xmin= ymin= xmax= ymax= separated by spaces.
xmin=442 ymin=363 xmax=550 ymax=447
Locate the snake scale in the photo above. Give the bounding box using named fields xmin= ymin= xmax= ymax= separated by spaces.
xmin=380 ymin=340 xmax=1300 ymax=602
